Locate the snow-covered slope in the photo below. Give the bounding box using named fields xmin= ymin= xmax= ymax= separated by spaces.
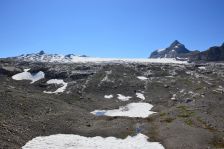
xmin=14 ymin=51 xmax=188 ymax=64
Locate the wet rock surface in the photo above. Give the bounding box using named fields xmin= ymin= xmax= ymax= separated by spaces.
xmin=0 ymin=59 xmax=224 ymax=149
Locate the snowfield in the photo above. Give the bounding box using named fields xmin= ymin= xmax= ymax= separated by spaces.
xmin=18 ymin=53 xmax=188 ymax=64
xmin=12 ymin=69 xmax=45 ymax=84
xmin=91 ymin=102 xmax=155 ymax=118
xmin=44 ymin=79 xmax=68 ymax=94
xmin=70 ymin=57 xmax=187 ymax=64
xmin=22 ymin=133 xmax=164 ymax=149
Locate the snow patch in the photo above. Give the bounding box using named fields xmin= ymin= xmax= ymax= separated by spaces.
xmin=157 ymin=48 xmax=165 ymax=52
xmin=171 ymin=94 xmax=176 ymax=100
xmin=44 ymin=79 xmax=68 ymax=94
xmin=104 ymin=95 xmax=113 ymax=99
xmin=136 ymin=93 xmax=145 ymax=100
xmin=137 ymin=76 xmax=148 ymax=80
xmin=198 ymin=66 xmax=206 ymax=70
xmin=91 ymin=102 xmax=155 ymax=118
xmin=117 ymin=94 xmax=132 ymax=101
xmin=12 ymin=70 xmax=45 ymax=84
xmin=22 ymin=133 xmax=164 ymax=149
xmin=24 ymin=68 xmax=31 ymax=72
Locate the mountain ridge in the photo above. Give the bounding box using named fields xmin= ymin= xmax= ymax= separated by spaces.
xmin=149 ymin=40 xmax=224 ymax=62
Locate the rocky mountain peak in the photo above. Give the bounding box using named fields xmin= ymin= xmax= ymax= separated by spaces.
xmin=169 ymin=40 xmax=185 ymax=49
xmin=38 ymin=50 xmax=45 ymax=55
xmin=149 ymin=40 xmax=190 ymax=58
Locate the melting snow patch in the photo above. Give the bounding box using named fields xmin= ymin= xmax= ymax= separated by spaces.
xmin=136 ymin=93 xmax=145 ymax=100
xmin=198 ymin=66 xmax=206 ymax=70
xmin=91 ymin=102 xmax=156 ymax=118
xmin=12 ymin=70 xmax=45 ymax=84
xmin=117 ymin=94 xmax=132 ymax=101
xmin=104 ymin=94 xmax=113 ymax=99
xmin=22 ymin=133 xmax=164 ymax=149
xmin=137 ymin=76 xmax=148 ymax=80
xmin=44 ymin=79 xmax=68 ymax=94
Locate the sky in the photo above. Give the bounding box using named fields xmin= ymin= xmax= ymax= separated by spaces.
xmin=0 ymin=0 xmax=224 ymax=58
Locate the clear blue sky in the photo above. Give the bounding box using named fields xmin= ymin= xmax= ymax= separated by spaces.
xmin=0 ymin=0 xmax=224 ymax=58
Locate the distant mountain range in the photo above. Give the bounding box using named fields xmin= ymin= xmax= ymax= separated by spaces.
xmin=6 ymin=41 xmax=224 ymax=63
xmin=149 ymin=40 xmax=224 ymax=62
xmin=13 ymin=50 xmax=88 ymax=63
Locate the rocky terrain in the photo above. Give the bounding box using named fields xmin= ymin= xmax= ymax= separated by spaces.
xmin=0 ymin=56 xmax=224 ymax=149
xmin=150 ymin=40 xmax=224 ymax=62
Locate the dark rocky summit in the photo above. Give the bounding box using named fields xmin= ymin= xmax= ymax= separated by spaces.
xmin=150 ymin=40 xmax=191 ymax=58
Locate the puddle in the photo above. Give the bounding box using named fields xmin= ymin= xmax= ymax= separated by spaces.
xmin=135 ymin=123 xmax=143 ymax=134
xmin=95 ymin=111 xmax=106 ymax=116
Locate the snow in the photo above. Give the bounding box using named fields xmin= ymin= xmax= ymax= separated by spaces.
xmin=18 ymin=53 xmax=188 ymax=64
xmin=198 ymin=66 xmax=206 ymax=70
xmin=171 ymin=94 xmax=176 ymax=100
xmin=136 ymin=93 xmax=145 ymax=100
xmin=22 ymin=133 xmax=164 ymax=149
xmin=91 ymin=102 xmax=156 ymax=118
xmin=12 ymin=70 xmax=45 ymax=84
xmin=157 ymin=48 xmax=165 ymax=52
xmin=137 ymin=76 xmax=148 ymax=80
xmin=117 ymin=94 xmax=132 ymax=101
xmin=44 ymin=79 xmax=68 ymax=94
xmin=70 ymin=57 xmax=187 ymax=64
xmin=104 ymin=95 xmax=113 ymax=99
xmin=24 ymin=68 xmax=31 ymax=72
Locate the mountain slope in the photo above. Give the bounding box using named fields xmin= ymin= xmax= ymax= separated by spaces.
xmin=189 ymin=43 xmax=224 ymax=61
xmin=0 ymin=58 xmax=224 ymax=149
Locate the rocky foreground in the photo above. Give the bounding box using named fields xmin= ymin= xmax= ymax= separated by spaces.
xmin=0 ymin=58 xmax=224 ymax=149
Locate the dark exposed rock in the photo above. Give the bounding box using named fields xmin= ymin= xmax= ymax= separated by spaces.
xmin=150 ymin=41 xmax=224 ymax=62
xmin=38 ymin=50 xmax=45 ymax=55
xmin=150 ymin=40 xmax=191 ymax=58
xmin=189 ymin=44 xmax=224 ymax=62
xmin=0 ymin=66 xmax=22 ymax=76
